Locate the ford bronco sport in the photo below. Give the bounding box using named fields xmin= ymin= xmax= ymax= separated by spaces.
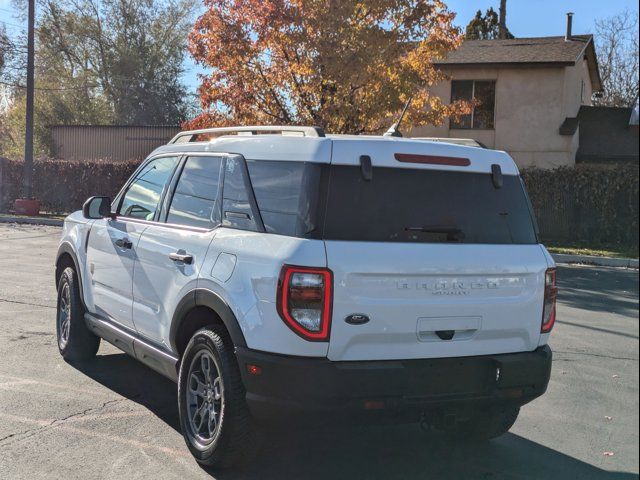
xmin=55 ymin=125 xmax=555 ymax=468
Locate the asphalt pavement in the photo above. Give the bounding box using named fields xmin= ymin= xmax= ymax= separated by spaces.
xmin=0 ymin=223 xmax=638 ymax=480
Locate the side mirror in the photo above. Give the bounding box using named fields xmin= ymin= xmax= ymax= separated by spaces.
xmin=82 ymin=196 xmax=113 ymax=219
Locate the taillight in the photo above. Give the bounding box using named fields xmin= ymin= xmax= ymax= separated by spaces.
xmin=541 ymin=268 xmax=557 ymax=333
xmin=277 ymin=265 xmax=333 ymax=341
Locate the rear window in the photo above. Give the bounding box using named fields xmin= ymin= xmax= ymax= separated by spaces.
xmin=322 ymin=166 xmax=538 ymax=244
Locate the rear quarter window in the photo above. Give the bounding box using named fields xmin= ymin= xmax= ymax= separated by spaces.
xmin=222 ymin=157 xmax=260 ymax=231
xmin=247 ymin=160 xmax=321 ymax=237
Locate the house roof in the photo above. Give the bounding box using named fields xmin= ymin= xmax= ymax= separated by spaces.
xmin=435 ymin=35 xmax=602 ymax=91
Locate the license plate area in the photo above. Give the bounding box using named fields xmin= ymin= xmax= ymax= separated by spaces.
xmin=402 ymin=357 xmax=496 ymax=397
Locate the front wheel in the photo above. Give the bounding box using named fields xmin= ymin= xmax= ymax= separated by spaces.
xmin=177 ymin=326 xmax=256 ymax=469
xmin=56 ymin=267 xmax=100 ymax=361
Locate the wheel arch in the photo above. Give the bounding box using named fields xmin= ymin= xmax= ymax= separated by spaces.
xmin=170 ymin=289 xmax=247 ymax=356
xmin=55 ymin=242 xmax=86 ymax=308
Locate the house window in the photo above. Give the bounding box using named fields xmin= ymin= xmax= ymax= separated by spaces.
xmin=450 ymin=80 xmax=496 ymax=130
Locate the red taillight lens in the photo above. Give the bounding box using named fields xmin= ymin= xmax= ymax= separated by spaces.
xmin=277 ymin=265 xmax=332 ymax=341
xmin=394 ymin=153 xmax=471 ymax=166
xmin=541 ymin=268 xmax=557 ymax=333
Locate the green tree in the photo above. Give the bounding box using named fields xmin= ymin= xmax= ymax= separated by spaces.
xmin=0 ymin=26 xmax=7 ymax=74
xmin=35 ymin=0 xmax=195 ymax=125
xmin=1 ymin=0 xmax=196 ymax=157
xmin=465 ymin=7 xmax=514 ymax=40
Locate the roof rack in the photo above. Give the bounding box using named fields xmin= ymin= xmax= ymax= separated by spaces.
xmin=168 ymin=125 xmax=325 ymax=144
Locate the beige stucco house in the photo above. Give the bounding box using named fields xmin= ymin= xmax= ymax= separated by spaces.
xmin=411 ymin=29 xmax=602 ymax=169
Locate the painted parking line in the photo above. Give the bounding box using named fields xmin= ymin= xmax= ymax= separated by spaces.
xmin=0 ymin=379 xmax=38 ymax=387
xmin=0 ymin=374 xmax=112 ymax=398
xmin=0 ymin=412 xmax=190 ymax=459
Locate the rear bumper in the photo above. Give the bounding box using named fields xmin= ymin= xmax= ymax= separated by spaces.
xmin=236 ymin=345 xmax=552 ymax=424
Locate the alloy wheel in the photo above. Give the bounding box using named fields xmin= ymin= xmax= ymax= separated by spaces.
xmin=57 ymin=281 xmax=71 ymax=349
xmin=185 ymin=350 xmax=225 ymax=450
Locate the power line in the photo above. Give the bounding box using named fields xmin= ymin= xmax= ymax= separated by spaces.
xmin=0 ymin=20 xmax=26 ymax=30
xmin=0 ymin=79 xmax=98 ymax=92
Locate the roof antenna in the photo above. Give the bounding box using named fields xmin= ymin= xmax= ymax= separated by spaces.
xmin=383 ymin=96 xmax=413 ymax=137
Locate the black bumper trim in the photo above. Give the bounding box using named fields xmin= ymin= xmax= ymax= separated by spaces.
xmin=236 ymin=346 xmax=552 ymax=422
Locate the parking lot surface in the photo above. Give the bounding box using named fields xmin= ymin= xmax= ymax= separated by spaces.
xmin=0 ymin=223 xmax=638 ymax=479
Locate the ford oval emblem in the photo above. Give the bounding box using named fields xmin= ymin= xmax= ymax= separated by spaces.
xmin=345 ymin=314 xmax=370 ymax=325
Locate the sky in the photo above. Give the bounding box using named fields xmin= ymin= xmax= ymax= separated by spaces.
xmin=1 ymin=0 xmax=639 ymax=94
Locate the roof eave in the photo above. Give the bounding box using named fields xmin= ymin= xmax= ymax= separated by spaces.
xmin=433 ymin=61 xmax=575 ymax=68
xmin=581 ymin=39 xmax=603 ymax=92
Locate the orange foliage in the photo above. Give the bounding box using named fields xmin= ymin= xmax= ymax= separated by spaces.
xmin=187 ymin=0 xmax=469 ymax=133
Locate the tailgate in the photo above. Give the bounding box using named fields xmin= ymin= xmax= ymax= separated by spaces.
xmin=326 ymin=243 xmax=547 ymax=361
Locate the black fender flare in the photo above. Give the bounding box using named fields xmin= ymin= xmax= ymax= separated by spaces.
xmin=55 ymin=242 xmax=86 ymax=308
xmin=169 ymin=288 xmax=247 ymax=353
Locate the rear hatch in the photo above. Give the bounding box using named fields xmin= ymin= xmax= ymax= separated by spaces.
xmin=324 ymin=140 xmax=549 ymax=361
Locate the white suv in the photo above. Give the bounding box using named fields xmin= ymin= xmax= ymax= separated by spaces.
xmin=55 ymin=126 xmax=556 ymax=468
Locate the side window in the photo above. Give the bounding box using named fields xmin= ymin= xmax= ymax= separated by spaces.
xmin=450 ymin=80 xmax=473 ymax=129
xmin=119 ymin=156 xmax=179 ymax=220
xmin=247 ymin=160 xmax=320 ymax=236
xmin=450 ymin=79 xmax=496 ymax=130
xmin=222 ymin=157 xmax=259 ymax=231
xmin=167 ymin=156 xmax=223 ymax=228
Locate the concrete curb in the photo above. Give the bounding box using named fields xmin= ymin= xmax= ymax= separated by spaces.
xmin=0 ymin=215 xmax=64 ymax=227
xmin=552 ymin=253 xmax=639 ymax=269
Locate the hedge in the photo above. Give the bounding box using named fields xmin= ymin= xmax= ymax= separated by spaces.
xmin=0 ymin=157 xmax=139 ymax=214
xmin=521 ymin=164 xmax=639 ymax=248
xmin=0 ymin=158 xmax=638 ymax=248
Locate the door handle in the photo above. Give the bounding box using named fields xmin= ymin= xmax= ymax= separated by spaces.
xmin=115 ymin=238 xmax=133 ymax=249
xmin=169 ymin=250 xmax=193 ymax=265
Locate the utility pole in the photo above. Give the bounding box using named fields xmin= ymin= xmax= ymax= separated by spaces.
xmin=23 ymin=0 xmax=35 ymax=199
xmin=498 ymin=0 xmax=507 ymax=40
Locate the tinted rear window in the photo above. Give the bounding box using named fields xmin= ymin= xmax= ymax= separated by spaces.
xmin=322 ymin=166 xmax=537 ymax=244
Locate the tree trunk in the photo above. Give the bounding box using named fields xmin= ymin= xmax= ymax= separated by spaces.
xmin=498 ymin=0 xmax=507 ymax=39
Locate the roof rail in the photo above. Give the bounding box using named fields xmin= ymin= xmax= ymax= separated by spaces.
xmin=168 ymin=125 xmax=325 ymax=144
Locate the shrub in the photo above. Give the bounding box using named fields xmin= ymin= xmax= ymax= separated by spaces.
xmin=0 ymin=157 xmax=140 ymax=214
xmin=521 ymin=164 xmax=639 ymax=248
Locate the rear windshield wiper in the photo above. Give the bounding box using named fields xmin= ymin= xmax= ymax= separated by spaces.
xmin=404 ymin=226 xmax=465 ymax=242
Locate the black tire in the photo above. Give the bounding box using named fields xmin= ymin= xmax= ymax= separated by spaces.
xmin=446 ymin=405 xmax=520 ymax=440
xmin=178 ymin=325 xmax=255 ymax=469
xmin=56 ymin=266 xmax=100 ymax=361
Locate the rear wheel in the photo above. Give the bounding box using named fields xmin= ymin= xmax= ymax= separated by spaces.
xmin=445 ymin=405 xmax=520 ymax=440
xmin=56 ymin=267 xmax=100 ymax=361
xmin=178 ymin=326 xmax=256 ymax=469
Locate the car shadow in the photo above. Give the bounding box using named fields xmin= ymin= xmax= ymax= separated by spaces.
xmin=557 ymin=265 xmax=639 ymax=317
xmin=71 ymin=352 xmax=181 ymax=432
xmin=71 ymin=353 xmax=635 ymax=480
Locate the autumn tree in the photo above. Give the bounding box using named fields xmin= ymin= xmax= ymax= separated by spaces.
xmin=594 ymin=9 xmax=639 ymax=107
xmin=187 ymin=0 xmax=469 ymax=134
xmin=465 ymin=7 xmax=514 ymax=40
